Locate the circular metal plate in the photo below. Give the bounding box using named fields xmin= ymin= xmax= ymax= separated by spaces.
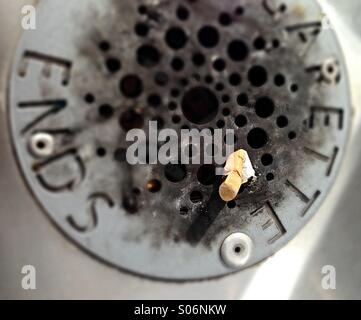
xmin=8 ymin=0 xmax=351 ymax=280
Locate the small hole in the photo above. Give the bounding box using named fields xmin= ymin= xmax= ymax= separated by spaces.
xmin=120 ymin=74 xmax=143 ymax=98
xmin=171 ymin=57 xmax=185 ymax=71
xmin=138 ymin=5 xmax=147 ymax=15
xmin=84 ymin=93 xmax=95 ymax=104
xmin=253 ymin=36 xmax=266 ymax=50
xmin=290 ymin=84 xmax=299 ymax=92
xmin=235 ymin=115 xmax=247 ymax=127
xmin=235 ymin=6 xmax=244 ymax=15
xmin=97 ymin=147 xmax=107 ymax=157
xmin=197 ymin=164 xmax=216 ymax=185
xmin=229 ymin=73 xmax=241 ymax=86
xmin=190 ymin=191 xmax=203 ymax=203
xmin=154 ymin=72 xmax=169 ymax=86
xmin=266 ymin=173 xmax=274 ymax=181
xmin=280 ymin=4 xmax=287 ymax=12
xmin=192 ymin=52 xmax=205 ymax=66
xmin=168 ymin=101 xmax=177 ymax=110
xmin=222 ymin=95 xmax=230 ymax=103
xmin=137 ymin=44 xmax=161 ymax=68
xmin=277 ymin=116 xmax=288 ymax=128
xmin=261 ymin=154 xmax=273 ymax=166
xmin=171 ymin=88 xmax=180 ymax=98
xmin=36 ymin=141 xmax=46 ymax=150
xmin=222 ymin=108 xmax=230 ymax=116
xmin=216 ymin=119 xmax=225 ymax=128
xmin=237 ymin=93 xmax=248 ymax=106
xmin=255 ymin=97 xmax=275 ymax=118
xmin=177 ymin=6 xmax=190 ymax=20
xmin=274 ymin=74 xmax=285 ymax=86
xmin=247 ymin=128 xmax=268 ymax=149
xmin=99 ymin=41 xmax=111 ymax=52
xmin=119 ymin=109 xmax=144 ymax=132
xmin=147 ymin=179 xmax=162 ymax=193
xmin=215 ymin=83 xmax=224 ymax=91
xmin=227 ymin=201 xmax=237 ymax=209
xmin=106 ymin=57 xmax=121 ymax=73
xmin=198 ymin=26 xmax=220 ymax=48
xmin=272 ymin=39 xmax=280 ymax=48
xmin=204 ymin=75 xmax=213 ymax=83
xmin=219 ymin=12 xmax=232 ymax=26
xmin=228 ymin=40 xmax=249 ymax=61
xmin=234 ymin=246 xmax=242 ymax=253
xmin=172 ymin=115 xmax=181 ymax=124
xmin=98 ymin=104 xmax=114 ymax=119
xmin=135 ymin=23 xmax=149 ymax=37
xmin=248 ymin=65 xmax=268 ymax=87
xmin=165 ymin=163 xmax=187 ymax=182
xmin=148 ymin=94 xmax=162 ymax=107
xmin=213 ymin=58 xmax=226 ymax=72
xmin=288 ymin=131 xmax=297 ymax=140
xmin=166 ymin=27 xmax=188 ymax=50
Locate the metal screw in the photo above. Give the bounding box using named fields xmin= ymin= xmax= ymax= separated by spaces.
xmin=220 ymin=232 xmax=253 ymax=269
xmin=321 ymin=58 xmax=340 ymax=84
xmin=29 ymin=133 xmax=55 ymax=158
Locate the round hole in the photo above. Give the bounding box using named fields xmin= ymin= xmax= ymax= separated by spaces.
xmin=222 ymin=95 xmax=230 ymax=103
xmin=291 ymin=84 xmax=299 ymax=92
xmin=277 ymin=116 xmax=288 ymax=128
xmin=137 ymin=44 xmax=161 ymax=68
xmin=171 ymin=57 xmax=184 ymax=71
xmin=237 ymin=93 xmax=248 ymax=106
xmin=235 ymin=6 xmax=244 ymax=15
xmin=227 ymin=201 xmax=237 ymax=209
xmin=288 ymin=131 xmax=297 ymax=140
xmin=247 ymin=128 xmax=268 ymax=149
xmin=215 ymin=83 xmax=224 ymax=91
xmin=148 ymin=94 xmax=162 ymax=107
xmin=235 ymin=115 xmax=247 ymax=127
xmin=274 ymin=74 xmax=285 ymax=86
xmin=176 ymin=6 xmax=190 ymax=20
xmin=192 ymin=52 xmax=205 ymax=66
xmin=168 ymin=101 xmax=177 ymax=110
xmin=119 ymin=109 xmax=144 ymax=132
xmin=197 ymin=164 xmax=216 ymax=186
xmin=228 ymin=40 xmax=249 ymax=61
xmin=216 ymin=119 xmax=225 ymax=128
xmin=171 ymin=88 xmax=180 ymax=98
xmin=84 ymin=93 xmax=95 ymax=104
xmin=98 ymin=104 xmax=114 ymax=119
xmin=253 ymin=36 xmax=266 ymax=50
xmin=229 ymin=73 xmax=241 ymax=86
xmin=165 ymin=164 xmax=187 ymax=182
xmin=172 ymin=115 xmax=181 ymax=124
xmin=135 ymin=23 xmax=149 ymax=37
xmin=219 ymin=12 xmax=232 ymax=26
xmin=105 ymin=57 xmax=121 ymax=73
xmin=165 ymin=27 xmax=188 ymax=50
xmin=248 ymin=65 xmax=268 ymax=87
xmin=99 ymin=41 xmax=111 ymax=52
xmin=204 ymin=75 xmax=213 ymax=83
xmin=97 ymin=147 xmax=107 ymax=157
xmin=222 ymin=108 xmax=230 ymax=116
xmin=138 ymin=5 xmax=147 ymax=15
xmin=255 ymin=97 xmax=275 ymax=118
xmin=154 ymin=72 xmax=169 ymax=86
xmin=213 ymin=58 xmax=226 ymax=72
xmin=266 ymin=173 xmax=274 ymax=181
xmin=190 ymin=190 xmax=203 ymax=203
xmin=261 ymin=154 xmax=273 ymax=166
xmin=272 ymin=39 xmax=280 ymax=48
xmin=198 ymin=26 xmax=220 ymax=48
xmin=181 ymin=86 xmax=219 ymax=124
xmin=147 ymin=179 xmax=162 ymax=193
xmin=120 ymin=74 xmax=143 ymax=98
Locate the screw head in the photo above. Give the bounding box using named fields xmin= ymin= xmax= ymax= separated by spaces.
xmin=29 ymin=133 xmax=55 ymax=158
xmin=220 ymin=232 xmax=253 ymax=268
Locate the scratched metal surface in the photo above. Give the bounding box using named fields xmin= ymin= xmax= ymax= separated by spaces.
xmin=0 ymin=0 xmax=360 ymax=299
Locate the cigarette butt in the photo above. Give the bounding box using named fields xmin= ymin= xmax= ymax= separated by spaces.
xmin=219 ymin=149 xmax=255 ymax=202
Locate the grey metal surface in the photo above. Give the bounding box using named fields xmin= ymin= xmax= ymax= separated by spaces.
xmin=0 ymin=0 xmax=360 ymax=299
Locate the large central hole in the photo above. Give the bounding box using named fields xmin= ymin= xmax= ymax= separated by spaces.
xmin=181 ymin=86 xmax=219 ymax=124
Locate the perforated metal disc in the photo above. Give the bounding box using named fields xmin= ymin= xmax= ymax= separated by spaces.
xmin=8 ymin=0 xmax=351 ymax=280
